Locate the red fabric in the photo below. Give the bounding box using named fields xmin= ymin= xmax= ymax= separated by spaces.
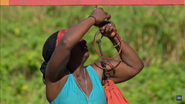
xmin=104 ymin=80 xmax=129 ymax=104
xmin=56 ymin=29 xmax=68 ymax=46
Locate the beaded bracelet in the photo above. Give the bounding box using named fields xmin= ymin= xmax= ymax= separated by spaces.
xmin=114 ymin=42 xmax=120 ymax=47
xmin=114 ymin=38 xmax=122 ymax=48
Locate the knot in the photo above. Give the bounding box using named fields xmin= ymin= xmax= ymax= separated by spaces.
xmin=104 ymin=80 xmax=115 ymax=91
xmin=40 ymin=61 xmax=48 ymax=74
xmin=96 ymin=39 xmax=101 ymax=44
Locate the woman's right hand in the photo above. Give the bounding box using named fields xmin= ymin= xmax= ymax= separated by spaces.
xmin=90 ymin=8 xmax=111 ymax=26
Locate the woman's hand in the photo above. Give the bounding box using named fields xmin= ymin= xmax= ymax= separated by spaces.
xmin=99 ymin=21 xmax=117 ymax=38
xmin=90 ymin=8 xmax=111 ymax=26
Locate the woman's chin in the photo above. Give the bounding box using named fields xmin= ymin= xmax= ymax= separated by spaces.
xmin=84 ymin=52 xmax=90 ymax=58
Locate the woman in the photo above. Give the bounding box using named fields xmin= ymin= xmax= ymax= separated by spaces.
xmin=40 ymin=8 xmax=144 ymax=104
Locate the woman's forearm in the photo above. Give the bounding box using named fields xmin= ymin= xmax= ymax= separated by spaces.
xmin=58 ymin=17 xmax=95 ymax=50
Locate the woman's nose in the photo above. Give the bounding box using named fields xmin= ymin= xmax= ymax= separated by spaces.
xmin=80 ymin=39 xmax=87 ymax=45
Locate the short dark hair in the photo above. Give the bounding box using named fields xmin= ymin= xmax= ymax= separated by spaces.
xmin=40 ymin=31 xmax=59 ymax=84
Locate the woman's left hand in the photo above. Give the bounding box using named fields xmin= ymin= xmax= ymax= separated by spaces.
xmin=99 ymin=21 xmax=117 ymax=39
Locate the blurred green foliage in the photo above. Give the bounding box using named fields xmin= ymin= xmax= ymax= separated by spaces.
xmin=0 ymin=6 xmax=185 ymax=104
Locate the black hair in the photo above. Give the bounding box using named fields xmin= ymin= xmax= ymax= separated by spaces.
xmin=40 ymin=31 xmax=59 ymax=84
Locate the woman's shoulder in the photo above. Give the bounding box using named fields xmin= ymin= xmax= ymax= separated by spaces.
xmin=88 ymin=63 xmax=104 ymax=82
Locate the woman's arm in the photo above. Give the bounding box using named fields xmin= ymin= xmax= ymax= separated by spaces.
xmin=92 ymin=22 xmax=144 ymax=84
xmin=45 ymin=8 xmax=111 ymax=83
xmin=108 ymin=34 xmax=144 ymax=83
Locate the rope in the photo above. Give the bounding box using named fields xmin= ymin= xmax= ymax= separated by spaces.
xmin=94 ymin=30 xmax=123 ymax=79
xmin=94 ymin=30 xmax=123 ymax=60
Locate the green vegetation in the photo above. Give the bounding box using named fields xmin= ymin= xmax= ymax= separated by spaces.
xmin=1 ymin=6 xmax=185 ymax=104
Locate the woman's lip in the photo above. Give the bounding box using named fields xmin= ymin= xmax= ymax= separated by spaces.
xmin=84 ymin=46 xmax=88 ymax=49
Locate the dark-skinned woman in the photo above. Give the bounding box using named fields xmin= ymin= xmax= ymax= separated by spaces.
xmin=40 ymin=8 xmax=144 ymax=104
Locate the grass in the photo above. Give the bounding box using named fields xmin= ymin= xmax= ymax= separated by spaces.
xmin=1 ymin=6 xmax=185 ymax=104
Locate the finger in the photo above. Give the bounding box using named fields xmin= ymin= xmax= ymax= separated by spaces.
xmin=113 ymin=27 xmax=117 ymax=31
xmin=111 ymin=32 xmax=116 ymax=37
xmin=100 ymin=26 xmax=106 ymax=33
xmin=105 ymin=24 xmax=110 ymax=33
xmin=104 ymin=12 xmax=111 ymax=20
xmin=107 ymin=14 xmax=111 ymax=20
xmin=109 ymin=26 xmax=114 ymax=32
xmin=100 ymin=29 xmax=104 ymax=33
xmin=105 ymin=22 xmax=113 ymax=33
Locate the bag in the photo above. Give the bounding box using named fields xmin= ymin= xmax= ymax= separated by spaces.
xmin=100 ymin=61 xmax=129 ymax=104
xmin=104 ymin=79 xmax=130 ymax=104
xmin=95 ymin=30 xmax=130 ymax=104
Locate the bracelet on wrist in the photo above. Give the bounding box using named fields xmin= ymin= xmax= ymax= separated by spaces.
xmin=114 ymin=38 xmax=122 ymax=48
xmin=88 ymin=16 xmax=96 ymax=25
xmin=114 ymin=42 xmax=120 ymax=47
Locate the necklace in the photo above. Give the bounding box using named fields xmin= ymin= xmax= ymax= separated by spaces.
xmin=73 ymin=68 xmax=88 ymax=97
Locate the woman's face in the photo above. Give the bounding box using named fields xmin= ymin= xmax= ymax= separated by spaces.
xmin=70 ymin=39 xmax=89 ymax=62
